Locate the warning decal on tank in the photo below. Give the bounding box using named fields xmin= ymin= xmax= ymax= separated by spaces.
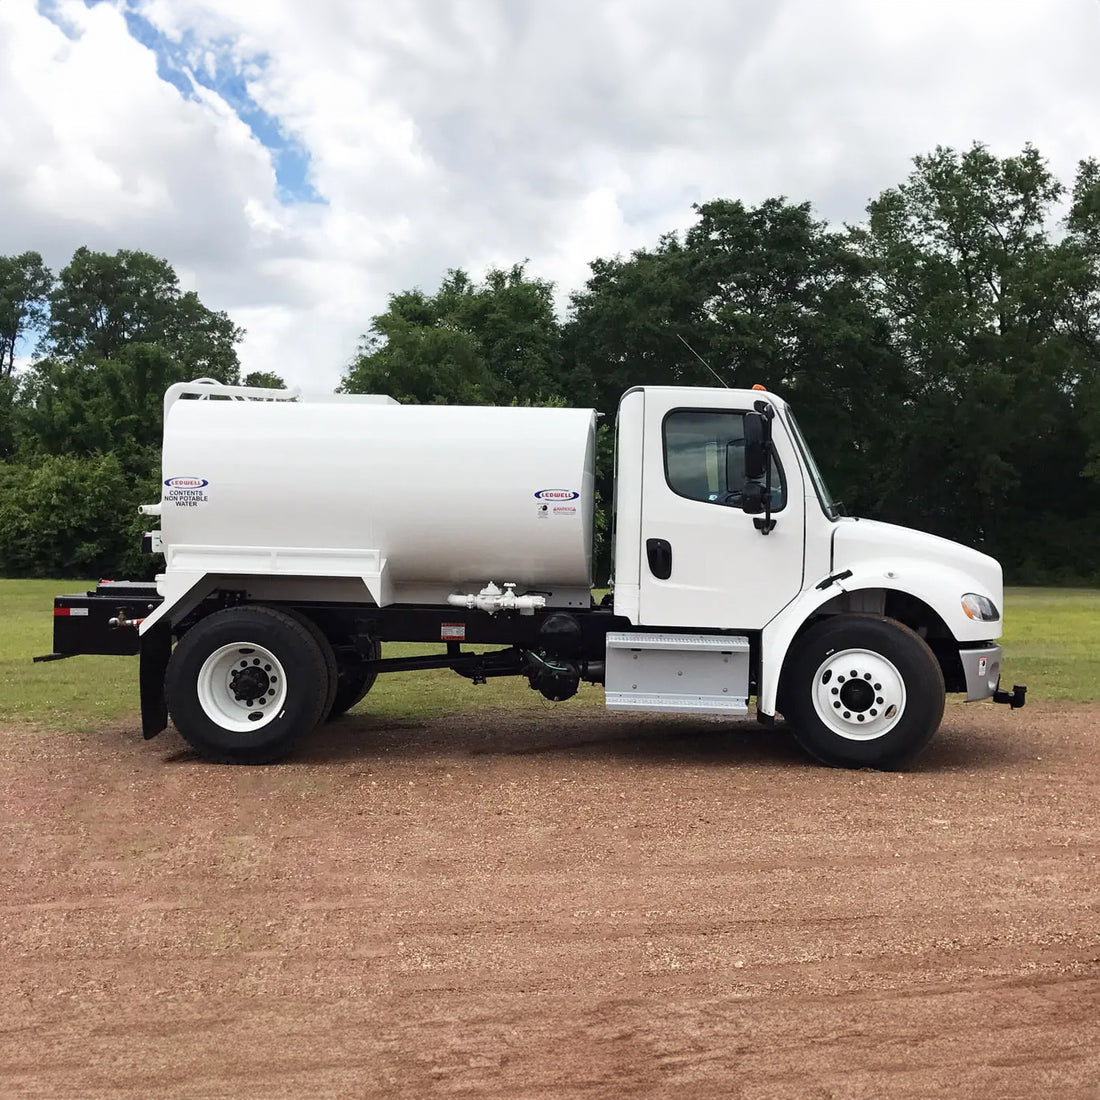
xmin=441 ymin=623 xmax=466 ymax=641
xmin=164 ymin=476 xmax=209 ymax=507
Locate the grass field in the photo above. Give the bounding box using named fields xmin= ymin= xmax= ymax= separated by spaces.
xmin=997 ymin=586 xmax=1100 ymax=703
xmin=1 ymin=579 xmax=1097 ymax=729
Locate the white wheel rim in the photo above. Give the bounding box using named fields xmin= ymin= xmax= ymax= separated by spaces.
xmin=196 ymin=642 xmax=288 ymax=733
xmin=811 ymin=647 xmax=906 ymax=741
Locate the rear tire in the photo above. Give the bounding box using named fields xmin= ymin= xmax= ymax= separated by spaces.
xmin=166 ymin=605 xmax=330 ymax=764
xmin=327 ymin=643 xmax=380 ymax=721
xmin=281 ymin=609 xmax=338 ymax=721
xmin=779 ymin=615 xmax=945 ymax=769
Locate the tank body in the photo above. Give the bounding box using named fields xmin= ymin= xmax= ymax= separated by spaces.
xmin=159 ymin=397 xmax=597 ymax=595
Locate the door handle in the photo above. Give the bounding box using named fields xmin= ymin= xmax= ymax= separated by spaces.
xmin=646 ymin=538 xmax=672 ymax=580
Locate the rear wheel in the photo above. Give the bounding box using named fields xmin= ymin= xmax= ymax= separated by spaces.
xmin=166 ymin=606 xmax=331 ymax=764
xmin=328 ymin=643 xmax=380 ymax=721
xmin=281 ymin=609 xmax=338 ymax=721
xmin=779 ymin=615 xmax=945 ymax=769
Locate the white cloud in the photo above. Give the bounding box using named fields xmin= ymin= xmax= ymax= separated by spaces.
xmin=1 ymin=0 xmax=1098 ymax=391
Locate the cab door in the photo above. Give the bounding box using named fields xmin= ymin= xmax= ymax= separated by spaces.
xmin=637 ymin=390 xmax=805 ymax=630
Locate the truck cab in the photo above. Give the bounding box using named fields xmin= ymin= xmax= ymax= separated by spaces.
xmin=602 ymin=385 xmax=1021 ymax=764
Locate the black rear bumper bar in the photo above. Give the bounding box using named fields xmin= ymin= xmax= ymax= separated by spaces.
xmin=35 ymin=582 xmax=172 ymax=740
xmin=39 ymin=581 xmax=162 ymax=659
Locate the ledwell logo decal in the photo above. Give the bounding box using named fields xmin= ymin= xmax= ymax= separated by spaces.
xmin=534 ymin=489 xmax=579 ymax=501
xmin=164 ymin=477 xmax=209 ymax=489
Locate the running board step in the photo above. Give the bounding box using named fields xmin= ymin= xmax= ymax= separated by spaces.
xmin=604 ymin=632 xmax=750 ymax=716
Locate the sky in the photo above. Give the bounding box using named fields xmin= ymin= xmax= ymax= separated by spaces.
xmin=2 ymin=0 xmax=1098 ymax=391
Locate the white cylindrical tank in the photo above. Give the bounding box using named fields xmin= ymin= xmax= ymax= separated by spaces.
xmin=159 ymin=396 xmax=597 ymax=591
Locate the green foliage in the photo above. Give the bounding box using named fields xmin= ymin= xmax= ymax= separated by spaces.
xmin=590 ymin=422 xmax=615 ymax=584
xmin=13 ymin=346 xmax=205 ymax=457
xmin=853 ymin=143 xmax=1100 ymax=575
xmin=47 ymin=247 xmax=241 ymax=377
xmin=0 ymin=245 xmax=244 ymax=578
xmin=8 ymin=248 xmax=243 ymax=462
xmin=341 ymin=265 xmax=563 ymax=405
xmin=563 ymin=231 xmax=700 ymax=413
xmin=242 ymin=370 xmax=287 ymax=389
xmin=0 ymin=375 xmax=16 ymax=458
xmin=563 ymin=199 xmax=905 ymax=515
xmin=0 ymin=453 xmax=159 ymax=579
xmin=0 ymin=251 xmax=52 ymax=378
xmin=1065 ymin=158 xmax=1100 ymax=486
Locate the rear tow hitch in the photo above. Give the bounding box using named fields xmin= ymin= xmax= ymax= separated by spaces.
xmin=993 ymin=684 xmax=1028 ymax=709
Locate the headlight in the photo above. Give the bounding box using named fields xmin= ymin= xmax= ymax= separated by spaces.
xmin=961 ymin=593 xmax=1000 ymax=622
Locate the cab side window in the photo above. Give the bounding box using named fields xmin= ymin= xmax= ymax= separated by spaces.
xmin=663 ymin=409 xmax=785 ymax=510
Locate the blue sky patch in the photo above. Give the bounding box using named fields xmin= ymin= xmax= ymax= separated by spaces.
xmin=35 ymin=0 xmax=83 ymax=39
xmin=39 ymin=0 xmax=324 ymax=205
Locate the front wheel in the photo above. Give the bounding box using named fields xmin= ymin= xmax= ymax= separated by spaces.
xmin=779 ymin=615 xmax=945 ymax=769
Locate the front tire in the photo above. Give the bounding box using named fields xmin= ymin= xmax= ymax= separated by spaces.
xmin=779 ymin=615 xmax=945 ymax=769
xmin=166 ymin=605 xmax=331 ymax=764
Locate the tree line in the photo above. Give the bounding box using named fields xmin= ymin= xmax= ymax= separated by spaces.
xmin=3 ymin=143 xmax=1100 ymax=581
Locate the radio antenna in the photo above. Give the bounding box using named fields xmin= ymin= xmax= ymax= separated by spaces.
xmin=677 ymin=333 xmax=729 ymax=389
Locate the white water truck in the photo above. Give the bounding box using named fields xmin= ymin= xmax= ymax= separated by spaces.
xmin=39 ymin=379 xmax=1025 ymax=767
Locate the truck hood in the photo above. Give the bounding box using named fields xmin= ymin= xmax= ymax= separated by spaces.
xmin=832 ymin=518 xmax=1003 ymax=602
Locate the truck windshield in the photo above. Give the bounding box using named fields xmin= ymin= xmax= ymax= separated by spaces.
xmin=785 ymin=411 xmax=839 ymax=520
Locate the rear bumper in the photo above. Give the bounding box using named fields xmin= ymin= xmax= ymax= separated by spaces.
xmin=44 ymin=582 xmax=161 ymax=656
xmin=960 ymin=644 xmax=1002 ymax=701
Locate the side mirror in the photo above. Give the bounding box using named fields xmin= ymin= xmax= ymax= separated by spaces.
xmin=743 ymin=411 xmax=766 ymax=481
xmin=742 ymin=403 xmax=775 ymax=527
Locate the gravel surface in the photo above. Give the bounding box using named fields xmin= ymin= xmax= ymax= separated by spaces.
xmin=1 ymin=702 xmax=1097 ymax=1098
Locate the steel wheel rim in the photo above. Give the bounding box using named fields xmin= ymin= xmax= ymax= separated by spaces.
xmin=811 ymin=647 xmax=906 ymax=741
xmin=196 ymin=642 xmax=287 ymax=732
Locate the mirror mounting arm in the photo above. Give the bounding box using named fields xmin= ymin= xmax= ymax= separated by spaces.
xmin=743 ymin=401 xmax=777 ymax=534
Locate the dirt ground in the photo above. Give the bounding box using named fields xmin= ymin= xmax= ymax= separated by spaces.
xmin=0 ymin=701 xmax=1097 ymax=1100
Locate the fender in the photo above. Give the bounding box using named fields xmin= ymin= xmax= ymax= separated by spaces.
xmin=757 ymin=558 xmax=1003 ymax=716
xmin=138 ymin=566 xmax=392 ymax=636
xmin=139 ymin=570 xmax=215 ymax=635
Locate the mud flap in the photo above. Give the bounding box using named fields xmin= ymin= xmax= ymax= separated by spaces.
xmin=140 ymin=622 xmax=172 ymax=739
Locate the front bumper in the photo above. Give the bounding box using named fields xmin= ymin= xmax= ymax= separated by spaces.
xmin=959 ymin=644 xmax=1027 ymax=707
xmin=960 ymin=644 xmax=1002 ymax=701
